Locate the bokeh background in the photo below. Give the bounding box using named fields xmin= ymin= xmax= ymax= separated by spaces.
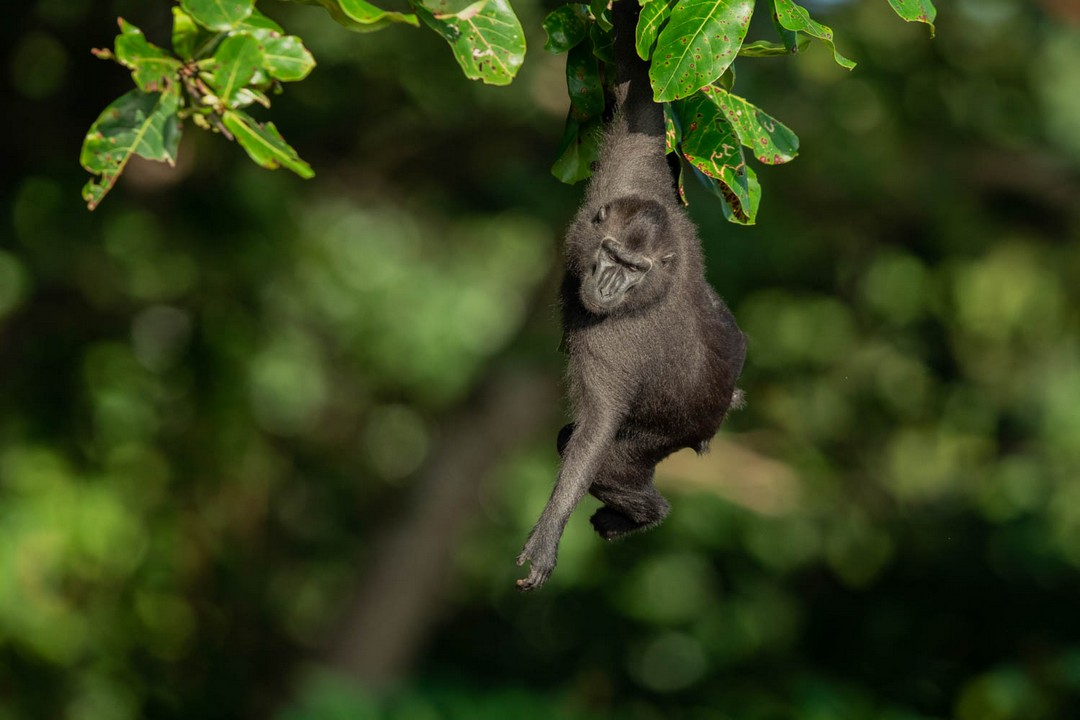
xmin=3 ymin=0 xmax=1080 ymax=717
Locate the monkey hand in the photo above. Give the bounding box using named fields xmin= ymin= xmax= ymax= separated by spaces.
xmin=515 ymin=533 xmax=556 ymax=592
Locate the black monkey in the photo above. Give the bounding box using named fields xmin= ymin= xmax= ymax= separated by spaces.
xmin=515 ymin=0 xmax=747 ymax=591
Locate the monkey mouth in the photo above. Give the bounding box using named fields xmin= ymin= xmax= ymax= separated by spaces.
xmin=592 ymin=237 xmax=651 ymax=303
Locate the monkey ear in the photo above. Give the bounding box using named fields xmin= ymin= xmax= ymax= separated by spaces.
xmin=595 ymin=205 xmax=608 ymax=223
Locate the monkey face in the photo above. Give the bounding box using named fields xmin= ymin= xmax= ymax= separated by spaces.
xmin=574 ymin=195 xmax=675 ymax=315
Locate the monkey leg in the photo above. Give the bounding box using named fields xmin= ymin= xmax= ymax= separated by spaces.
xmin=588 ymin=472 xmax=670 ymax=541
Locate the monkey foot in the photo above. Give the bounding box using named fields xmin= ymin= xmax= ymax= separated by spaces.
xmin=589 ymin=507 xmax=660 ymax=541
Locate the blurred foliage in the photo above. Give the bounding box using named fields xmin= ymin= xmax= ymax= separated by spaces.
xmin=3 ymin=0 xmax=1080 ymax=719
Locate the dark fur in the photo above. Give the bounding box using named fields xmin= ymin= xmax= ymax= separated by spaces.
xmin=516 ymin=0 xmax=746 ymax=591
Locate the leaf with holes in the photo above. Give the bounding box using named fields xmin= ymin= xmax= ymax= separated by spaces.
xmin=886 ymin=0 xmax=936 ymax=36
xmin=698 ymin=85 xmax=798 ymax=164
xmin=110 ymin=18 xmax=182 ymax=92
xmin=674 ymin=94 xmax=756 ymax=223
xmin=181 ymin=0 xmax=255 ymax=31
xmin=551 ymin=116 xmax=603 ymax=184
xmin=566 ymin=41 xmax=603 ymax=123
xmin=543 ymin=4 xmax=588 ymax=54
xmin=773 ymin=0 xmax=854 ymax=69
xmin=209 ymin=33 xmax=264 ymax=107
xmin=80 ymin=88 xmax=182 ymax=210
xmin=650 ymin=0 xmax=755 ymax=102
xmin=694 ymin=162 xmax=760 ymax=224
xmin=223 ymin=109 xmax=314 ymax=178
xmin=636 ymin=0 xmax=677 ymax=61
xmin=413 ymin=0 xmax=526 ymax=86
xmin=286 ymin=0 xmax=419 ymax=33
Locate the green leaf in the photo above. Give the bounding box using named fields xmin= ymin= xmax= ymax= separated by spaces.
xmin=771 ymin=5 xmax=799 ymax=52
xmin=737 ymin=37 xmax=808 ymax=57
xmin=113 ymin=18 xmax=182 ymax=92
xmin=886 ymin=0 xmax=936 ymax=36
xmin=566 ymin=40 xmax=604 ymax=122
xmin=773 ymin=0 xmax=855 ymax=69
xmin=287 ymin=0 xmax=419 ymax=32
xmin=262 ymin=36 xmax=316 ymax=82
xmin=222 ymin=109 xmax=315 ymax=178
xmin=209 ymin=33 xmax=264 ymax=107
xmin=172 ymin=7 xmax=207 ymax=59
xmin=543 ymin=4 xmax=588 ymax=54
xmin=709 ymin=163 xmax=759 ymax=225
xmin=551 ymin=116 xmax=603 ymax=184
xmin=673 ymin=94 xmax=755 ymax=223
xmin=636 ymin=0 xmax=677 ymax=61
xmin=664 ymin=101 xmax=680 ymax=156
xmin=233 ymin=8 xmax=285 ymax=38
xmin=413 ymin=0 xmax=526 ymax=86
xmin=180 ymin=0 xmax=255 ymax=31
xmin=591 ymin=0 xmax=612 ymax=32
xmin=697 ymin=84 xmax=798 ymax=164
xmin=589 ymin=20 xmax=615 ymax=64
xmin=649 ymin=0 xmax=755 ymax=102
xmin=663 ymin=103 xmax=688 ymax=205
xmin=80 ymin=89 xmax=183 ymax=210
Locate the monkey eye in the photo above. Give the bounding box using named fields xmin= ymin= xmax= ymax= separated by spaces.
xmin=594 ymin=205 xmax=608 ymax=224
xmin=660 ymin=253 xmax=675 ymax=266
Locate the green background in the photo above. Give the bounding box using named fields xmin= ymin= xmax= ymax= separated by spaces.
xmin=2 ymin=0 xmax=1080 ymax=718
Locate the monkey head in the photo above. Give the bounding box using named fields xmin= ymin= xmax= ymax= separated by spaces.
xmin=569 ymin=195 xmax=676 ymax=316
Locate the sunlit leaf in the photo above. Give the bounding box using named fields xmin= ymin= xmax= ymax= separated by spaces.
xmin=698 ymin=85 xmax=799 ymax=164
xmin=180 ymin=0 xmax=255 ymax=31
xmin=673 ymin=94 xmax=755 ymax=223
xmin=551 ymin=116 xmax=602 ymax=184
xmin=80 ymin=89 xmax=182 ymax=210
xmin=413 ymin=0 xmax=526 ymax=86
xmin=737 ymin=37 xmax=808 ymax=57
xmin=636 ymin=0 xmax=677 ymax=61
xmin=234 ymin=8 xmax=285 ymax=38
xmin=649 ymin=0 xmax=754 ymax=102
xmin=209 ymin=33 xmax=264 ymax=107
xmin=286 ymin=0 xmax=419 ymax=32
xmin=771 ymin=5 xmax=799 ymax=52
xmin=886 ymin=0 xmax=936 ymax=36
xmin=773 ymin=0 xmax=855 ymax=69
xmin=262 ymin=36 xmax=316 ymax=82
xmin=171 ymin=7 xmax=207 ymax=59
xmin=664 ymin=103 xmax=688 ymax=205
xmin=222 ymin=109 xmax=314 ymax=178
xmin=112 ymin=18 xmax=182 ymax=92
xmin=542 ymin=4 xmax=588 ymax=54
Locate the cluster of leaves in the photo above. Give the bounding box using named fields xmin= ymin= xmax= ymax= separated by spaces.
xmin=544 ymin=0 xmax=936 ymax=225
xmin=80 ymin=0 xmax=527 ymax=209
xmin=81 ymin=3 xmax=318 ymax=209
xmin=81 ymin=0 xmax=934 ymax=216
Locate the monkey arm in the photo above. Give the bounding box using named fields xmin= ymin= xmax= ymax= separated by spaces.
xmin=584 ymin=0 xmax=672 ymax=208
xmin=516 ymin=402 xmax=623 ymax=591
